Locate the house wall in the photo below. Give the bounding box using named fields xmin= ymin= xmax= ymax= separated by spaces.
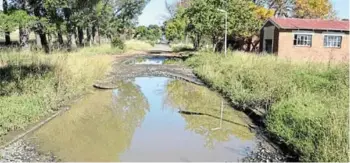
xmin=277 ymin=29 xmax=349 ymax=62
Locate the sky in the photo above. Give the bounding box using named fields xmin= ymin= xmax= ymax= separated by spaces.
xmin=137 ymin=0 xmax=350 ymax=26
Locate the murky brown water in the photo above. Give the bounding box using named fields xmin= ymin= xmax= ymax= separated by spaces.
xmin=27 ymin=77 xmax=257 ymax=161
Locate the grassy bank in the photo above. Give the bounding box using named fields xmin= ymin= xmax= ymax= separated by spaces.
xmin=184 ymin=51 xmax=349 ymax=162
xmin=0 ymin=41 xmax=152 ymax=142
xmin=170 ymin=43 xmax=194 ymax=52
xmin=124 ymin=39 xmax=154 ymax=51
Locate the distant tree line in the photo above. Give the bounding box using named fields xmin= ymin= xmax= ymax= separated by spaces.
xmin=164 ymin=0 xmax=335 ymax=52
xmin=134 ymin=25 xmax=162 ymax=42
xmin=0 ymin=0 xmax=150 ymax=53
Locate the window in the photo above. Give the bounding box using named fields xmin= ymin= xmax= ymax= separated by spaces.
xmin=324 ymin=35 xmax=342 ymax=48
xmin=293 ymin=34 xmax=312 ymax=46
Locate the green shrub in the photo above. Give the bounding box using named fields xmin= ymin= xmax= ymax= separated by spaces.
xmin=111 ymin=37 xmax=125 ymax=50
xmin=185 ymin=52 xmax=349 ymax=161
xmin=170 ymin=43 xmax=194 ymax=52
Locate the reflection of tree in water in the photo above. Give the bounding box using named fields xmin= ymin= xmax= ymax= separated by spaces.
xmin=31 ymin=81 xmax=149 ymax=161
xmin=112 ymin=80 xmax=150 ymax=134
xmin=165 ymin=80 xmax=255 ymax=149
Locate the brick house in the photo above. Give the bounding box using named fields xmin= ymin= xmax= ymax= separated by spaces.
xmin=260 ymin=18 xmax=349 ymax=62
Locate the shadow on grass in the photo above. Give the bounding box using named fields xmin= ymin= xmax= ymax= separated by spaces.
xmin=0 ymin=64 xmax=54 ymax=96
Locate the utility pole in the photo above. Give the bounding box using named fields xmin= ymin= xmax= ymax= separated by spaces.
xmin=217 ymin=9 xmax=227 ymax=57
xmin=224 ymin=11 xmax=227 ymax=57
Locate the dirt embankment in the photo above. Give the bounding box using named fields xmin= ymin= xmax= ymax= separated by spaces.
xmin=93 ymin=53 xmax=203 ymax=89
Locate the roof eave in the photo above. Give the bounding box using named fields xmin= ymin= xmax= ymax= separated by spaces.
xmin=280 ymin=27 xmax=349 ymax=32
xmin=260 ymin=19 xmax=282 ymax=31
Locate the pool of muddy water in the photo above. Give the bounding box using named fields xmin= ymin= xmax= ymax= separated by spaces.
xmin=26 ymin=77 xmax=258 ymax=161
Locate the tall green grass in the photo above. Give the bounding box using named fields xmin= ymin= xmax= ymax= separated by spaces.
xmin=0 ymin=40 xmax=153 ymax=140
xmin=0 ymin=51 xmax=113 ymax=140
xmin=185 ymin=51 xmax=349 ymax=162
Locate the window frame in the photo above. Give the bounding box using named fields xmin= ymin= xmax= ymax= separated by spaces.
xmin=323 ymin=34 xmax=343 ymax=48
xmin=293 ymin=33 xmax=313 ymax=47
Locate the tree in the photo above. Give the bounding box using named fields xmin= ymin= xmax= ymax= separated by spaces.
xmin=134 ymin=25 xmax=148 ymax=39
xmin=266 ymin=0 xmax=294 ymax=17
xmin=294 ymin=0 xmax=335 ymax=19
xmin=258 ymin=0 xmax=335 ymax=18
xmin=163 ymin=0 xmax=177 ymax=20
xmin=164 ymin=7 xmax=187 ymax=42
xmin=134 ymin=25 xmax=162 ymax=42
xmin=147 ymin=25 xmax=162 ymax=41
xmin=0 ymin=0 xmax=150 ymax=52
xmin=182 ymin=0 xmax=265 ymax=51
xmin=1 ymin=0 xmax=12 ymax=45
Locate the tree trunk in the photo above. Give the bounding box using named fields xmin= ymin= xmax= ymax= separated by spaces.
xmin=48 ymin=34 xmax=53 ymax=52
xmin=193 ymin=33 xmax=201 ymax=50
xmin=19 ymin=27 xmax=29 ymax=50
xmin=40 ymin=33 xmax=50 ymax=53
xmin=56 ymin=24 xmax=64 ymax=47
xmin=245 ymin=37 xmax=252 ymax=52
xmin=86 ymin=27 xmax=92 ymax=46
xmin=63 ymin=8 xmax=76 ymax=51
xmin=92 ymin=25 xmax=100 ymax=44
xmin=74 ymin=27 xmax=79 ymax=46
xmin=67 ymin=31 xmax=77 ymax=51
xmin=92 ymin=26 xmax=96 ymax=44
xmin=212 ymin=35 xmax=218 ymax=52
xmin=35 ymin=32 xmax=42 ymax=49
xmin=78 ymin=27 xmax=84 ymax=46
xmin=5 ymin=31 xmax=11 ymax=45
xmin=66 ymin=23 xmax=77 ymax=51
xmin=3 ymin=0 xmax=11 ymax=46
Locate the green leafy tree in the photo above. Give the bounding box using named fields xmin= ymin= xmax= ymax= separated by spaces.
xmin=134 ymin=25 xmax=162 ymax=42
xmin=1 ymin=0 xmax=150 ymax=52
xmin=164 ymin=8 xmax=187 ymax=42
xmin=181 ymin=0 xmax=264 ymax=50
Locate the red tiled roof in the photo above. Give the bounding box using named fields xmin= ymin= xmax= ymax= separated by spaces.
xmin=269 ymin=18 xmax=349 ymax=31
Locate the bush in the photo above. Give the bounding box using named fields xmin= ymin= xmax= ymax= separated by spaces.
xmin=170 ymin=43 xmax=194 ymax=52
xmin=111 ymin=37 xmax=125 ymax=50
xmin=185 ymin=51 xmax=349 ymax=162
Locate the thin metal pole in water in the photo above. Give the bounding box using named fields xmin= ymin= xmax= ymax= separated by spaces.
xmin=211 ymin=100 xmax=224 ymax=131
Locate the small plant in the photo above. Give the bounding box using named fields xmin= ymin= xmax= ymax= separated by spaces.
xmin=111 ymin=37 xmax=125 ymax=50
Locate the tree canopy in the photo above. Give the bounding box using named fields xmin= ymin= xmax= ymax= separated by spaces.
xmin=164 ymin=0 xmax=273 ymax=50
xmin=134 ymin=24 xmax=162 ymax=42
xmin=0 ymin=0 xmax=150 ymax=52
xmin=164 ymin=0 xmax=335 ymax=51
